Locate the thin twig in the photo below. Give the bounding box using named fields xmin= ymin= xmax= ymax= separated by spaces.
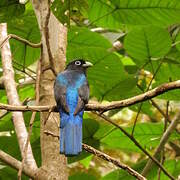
xmin=157 ymin=101 xmax=169 ymax=180
xmin=13 ymin=59 xmax=36 ymax=74
xmin=44 ymin=108 xmax=53 ymax=125
xmin=0 ymin=111 xmax=9 ymax=119
xmin=151 ymin=100 xmax=170 ymax=122
xmin=137 ymin=84 xmax=171 ymax=123
xmin=44 ymin=0 xmax=57 ymax=76
xmin=132 ymin=60 xmax=163 ymax=134
xmin=94 ymin=112 xmax=175 ymax=180
xmin=13 ymin=65 xmax=36 ymax=80
xmin=0 ymin=34 xmax=41 ymax=49
xmin=131 ymin=103 xmax=143 ymax=136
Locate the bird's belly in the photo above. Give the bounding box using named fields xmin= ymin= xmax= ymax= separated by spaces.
xmin=66 ymin=88 xmax=78 ymax=114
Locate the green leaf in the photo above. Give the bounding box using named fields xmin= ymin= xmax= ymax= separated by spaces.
xmin=0 ymin=0 xmax=25 ymax=22
xmin=51 ymin=0 xmax=89 ymax=26
xmin=69 ymin=173 xmax=97 ymax=180
xmin=0 ymin=113 xmax=13 ymax=132
xmin=101 ymin=169 xmax=136 ymax=180
xmin=0 ymin=112 xmax=40 ymax=166
xmin=130 ymin=101 xmax=154 ymax=118
xmin=147 ymin=160 xmax=180 ymax=180
xmin=51 ymin=0 xmax=70 ymax=26
xmin=6 ymin=4 xmax=40 ymax=67
xmin=165 ymin=48 xmax=180 ymax=64
xmin=67 ymin=27 xmax=137 ymax=101
xmin=151 ymin=61 xmax=180 ymax=100
xmin=101 ymin=160 xmax=145 ymax=180
xmin=68 ymin=26 xmax=112 ymax=50
xmin=80 ymin=154 xmax=93 ymax=169
xmin=175 ymin=32 xmax=180 ymax=52
xmin=0 ymin=166 xmax=28 ymax=180
xmin=124 ymin=26 xmax=171 ymax=66
xmin=101 ymin=160 xmax=180 ymax=180
xmin=88 ymin=0 xmax=180 ymax=28
xmin=0 ymin=89 xmax=8 ymax=103
xmin=101 ymin=123 xmax=180 ymax=152
xmin=18 ymin=85 xmax=35 ymax=102
xmin=0 ymin=134 xmax=21 ymax=160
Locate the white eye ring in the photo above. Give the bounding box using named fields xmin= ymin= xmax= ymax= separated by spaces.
xmin=75 ymin=61 xmax=81 ymax=65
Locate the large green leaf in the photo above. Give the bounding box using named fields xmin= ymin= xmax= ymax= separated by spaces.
xmin=0 ymin=0 xmax=25 ymax=22
xmin=101 ymin=122 xmax=180 ymax=152
xmin=6 ymin=4 xmax=40 ymax=67
xmin=67 ymin=27 xmax=138 ymax=101
xmin=68 ymin=26 xmax=112 ymax=50
xmin=124 ymin=26 xmax=171 ymax=66
xmin=88 ymin=0 xmax=180 ymax=28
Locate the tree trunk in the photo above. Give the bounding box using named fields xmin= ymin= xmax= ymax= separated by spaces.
xmin=32 ymin=1 xmax=68 ymax=179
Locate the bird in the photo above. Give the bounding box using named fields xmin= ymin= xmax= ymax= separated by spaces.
xmin=54 ymin=59 xmax=92 ymax=156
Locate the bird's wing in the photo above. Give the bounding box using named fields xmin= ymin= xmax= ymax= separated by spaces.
xmin=54 ymin=79 xmax=69 ymax=114
xmin=74 ymin=81 xmax=89 ymax=115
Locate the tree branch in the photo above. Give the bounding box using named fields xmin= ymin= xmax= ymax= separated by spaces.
xmin=142 ymin=111 xmax=180 ymax=176
xmin=0 ymin=80 xmax=179 ymax=112
xmin=86 ymin=80 xmax=180 ymax=112
xmin=0 ymin=23 xmax=37 ymax=170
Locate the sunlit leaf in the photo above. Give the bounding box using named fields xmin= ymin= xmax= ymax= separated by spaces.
xmin=124 ymin=26 xmax=171 ymax=65
xmin=88 ymin=0 xmax=180 ymax=28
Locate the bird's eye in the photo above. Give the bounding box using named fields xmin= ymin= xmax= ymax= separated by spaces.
xmin=75 ymin=61 xmax=81 ymax=65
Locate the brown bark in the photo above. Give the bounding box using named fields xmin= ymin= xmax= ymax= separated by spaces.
xmin=0 ymin=23 xmax=37 ymax=170
xmin=31 ymin=1 xmax=68 ymax=179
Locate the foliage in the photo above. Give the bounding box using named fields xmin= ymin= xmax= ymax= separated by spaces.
xmin=0 ymin=0 xmax=25 ymax=23
xmin=0 ymin=0 xmax=180 ymax=180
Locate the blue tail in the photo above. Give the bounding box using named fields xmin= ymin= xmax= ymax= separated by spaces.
xmin=59 ymin=110 xmax=83 ymax=156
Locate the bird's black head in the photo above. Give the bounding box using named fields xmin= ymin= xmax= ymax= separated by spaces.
xmin=66 ymin=59 xmax=93 ymax=73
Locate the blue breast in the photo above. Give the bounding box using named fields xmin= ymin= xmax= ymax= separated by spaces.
xmin=57 ymin=71 xmax=86 ymax=115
